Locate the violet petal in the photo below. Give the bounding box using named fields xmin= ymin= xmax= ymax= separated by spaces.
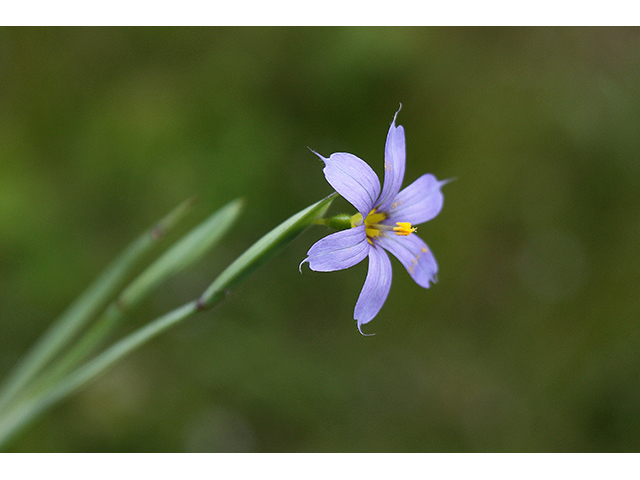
xmin=354 ymin=244 xmax=392 ymax=334
xmin=313 ymin=151 xmax=380 ymax=217
xmin=377 ymin=233 xmax=438 ymax=288
xmin=377 ymin=108 xmax=406 ymax=212
xmin=301 ymin=225 xmax=369 ymax=272
xmin=383 ymin=174 xmax=447 ymax=226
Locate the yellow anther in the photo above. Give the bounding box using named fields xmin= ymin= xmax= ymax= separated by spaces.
xmin=393 ymin=222 xmax=417 ymax=236
xmin=351 ymin=210 xmax=415 ymax=239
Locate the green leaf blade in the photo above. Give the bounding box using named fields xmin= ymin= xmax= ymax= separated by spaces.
xmin=199 ymin=192 xmax=336 ymax=308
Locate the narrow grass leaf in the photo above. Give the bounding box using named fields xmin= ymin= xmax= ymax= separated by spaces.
xmin=0 ymin=198 xmax=195 ymax=414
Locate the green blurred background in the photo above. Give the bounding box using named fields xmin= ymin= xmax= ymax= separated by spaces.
xmin=1 ymin=27 xmax=639 ymax=452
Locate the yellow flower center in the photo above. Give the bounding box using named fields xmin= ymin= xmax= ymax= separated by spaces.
xmin=350 ymin=209 xmax=416 ymax=244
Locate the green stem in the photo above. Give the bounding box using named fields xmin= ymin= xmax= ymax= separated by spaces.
xmin=19 ymin=304 xmax=125 ymax=402
xmin=0 ymin=301 xmax=200 ymax=449
xmin=199 ymin=193 xmax=337 ymax=308
xmin=9 ymin=198 xmax=244 ymax=408
xmin=0 ymin=193 xmax=336 ymax=450
xmin=0 ymin=198 xmax=194 ymax=416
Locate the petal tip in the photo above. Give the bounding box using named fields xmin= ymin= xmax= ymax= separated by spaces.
xmin=357 ymin=321 xmax=376 ymax=336
xmin=440 ymin=177 xmax=456 ymax=187
xmin=308 ymin=147 xmax=326 ymax=162
xmin=390 ymin=105 xmax=403 ymax=130
xmin=393 ymin=103 xmax=402 ymax=122
xmin=298 ymin=258 xmax=308 ymax=273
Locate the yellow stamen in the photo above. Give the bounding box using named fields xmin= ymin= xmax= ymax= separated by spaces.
xmin=362 ymin=209 xmax=385 ymax=239
xmin=393 ymin=222 xmax=417 ymax=236
xmin=350 ymin=209 xmax=416 ymax=240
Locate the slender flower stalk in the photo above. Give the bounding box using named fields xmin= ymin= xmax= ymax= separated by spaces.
xmin=0 ymin=198 xmax=195 ymax=415
xmin=301 ymin=107 xmax=450 ymax=334
xmin=21 ymin=199 xmax=244 ymax=398
xmin=0 ymin=194 xmax=335 ymax=450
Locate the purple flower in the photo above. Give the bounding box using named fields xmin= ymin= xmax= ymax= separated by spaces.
xmin=301 ymin=108 xmax=448 ymax=334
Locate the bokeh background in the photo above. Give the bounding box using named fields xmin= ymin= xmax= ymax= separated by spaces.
xmin=1 ymin=27 xmax=639 ymax=452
